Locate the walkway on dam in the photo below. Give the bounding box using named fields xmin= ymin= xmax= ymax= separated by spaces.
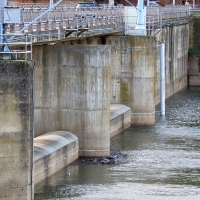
xmin=2 ymin=3 xmax=190 ymax=44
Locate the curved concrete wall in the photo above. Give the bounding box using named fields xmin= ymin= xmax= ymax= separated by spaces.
xmin=34 ymin=131 xmax=78 ymax=185
xmin=110 ymin=104 xmax=131 ymax=138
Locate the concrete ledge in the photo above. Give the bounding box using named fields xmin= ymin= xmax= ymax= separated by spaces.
xmin=131 ymin=112 xmax=155 ymax=126
xmin=110 ymin=104 xmax=131 ymax=138
xmin=34 ymin=131 xmax=79 ymax=185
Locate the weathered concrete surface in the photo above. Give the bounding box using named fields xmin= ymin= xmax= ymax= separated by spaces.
xmin=0 ymin=61 xmax=34 ymax=200
xmin=33 ymin=45 xmax=111 ymax=157
xmin=34 ymin=131 xmax=78 ymax=185
xmin=110 ymin=104 xmax=131 ymax=138
xmin=188 ymin=17 xmax=200 ymax=88
xmin=155 ymin=24 xmax=189 ymax=103
xmin=188 ymin=55 xmax=200 ymax=87
xmin=107 ymin=36 xmax=156 ymax=126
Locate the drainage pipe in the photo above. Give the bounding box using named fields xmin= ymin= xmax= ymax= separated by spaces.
xmin=135 ymin=0 xmax=145 ymax=30
xmin=160 ymin=43 xmax=165 ymax=115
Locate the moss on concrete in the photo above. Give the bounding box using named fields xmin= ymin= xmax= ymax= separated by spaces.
xmin=188 ymin=48 xmax=200 ymax=56
xmin=120 ymin=80 xmax=130 ymax=103
xmin=190 ymin=17 xmax=200 ymax=51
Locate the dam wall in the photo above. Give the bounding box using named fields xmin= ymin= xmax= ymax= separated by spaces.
xmin=32 ymin=23 xmax=190 ymax=156
xmin=188 ymin=16 xmax=200 ymax=88
xmin=155 ymin=24 xmax=189 ymax=103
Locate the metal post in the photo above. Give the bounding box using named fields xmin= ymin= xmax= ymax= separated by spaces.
xmin=0 ymin=24 xmax=2 ymax=43
xmin=135 ymin=0 xmax=145 ymax=30
xmin=160 ymin=43 xmax=165 ymax=115
xmin=31 ymin=35 xmax=32 ymax=60
xmin=25 ymin=34 xmax=27 ymax=60
xmin=50 ymin=0 xmax=53 ymax=7
xmin=0 ymin=0 xmax=7 ymax=44
xmin=173 ymin=0 xmax=175 ymax=5
xmin=109 ymin=0 xmax=114 ymax=6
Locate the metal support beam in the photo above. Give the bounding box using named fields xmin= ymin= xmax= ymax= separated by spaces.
xmin=160 ymin=43 xmax=165 ymax=115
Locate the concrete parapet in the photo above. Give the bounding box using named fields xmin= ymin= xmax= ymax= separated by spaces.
xmin=0 ymin=61 xmax=34 ymax=200
xmin=34 ymin=131 xmax=79 ymax=185
xmin=110 ymin=104 xmax=131 ymax=138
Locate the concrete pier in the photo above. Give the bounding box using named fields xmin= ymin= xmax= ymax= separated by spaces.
xmin=107 ymin=36 xmax=156 ymax=126
xmin=33 ymin=45 xmax=111 ymax=157
xmin=0 ymin=61 xmax=34 ymax=200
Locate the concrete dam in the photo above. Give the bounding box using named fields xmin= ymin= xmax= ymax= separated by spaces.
xmin=0 ymin=16 xmax=193 ymax=199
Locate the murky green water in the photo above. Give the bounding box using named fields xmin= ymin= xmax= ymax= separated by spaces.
xmin=35 ymin=89 xmax=200 ymax=200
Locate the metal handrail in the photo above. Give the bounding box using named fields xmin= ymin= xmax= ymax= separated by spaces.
xmin=0 ymin=34 xmax=32 ymax=60
xmin=3 ymin=4 xmax=191 ymax=43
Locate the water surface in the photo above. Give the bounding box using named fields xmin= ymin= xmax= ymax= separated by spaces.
xmin=35 ymin=89 xmax=200 ymax=200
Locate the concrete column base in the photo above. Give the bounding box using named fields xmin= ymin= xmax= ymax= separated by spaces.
xmin=79 ymin=149 xmax=110 ymax=157
xmin=131 ymin=112 xmax=155 ymax=126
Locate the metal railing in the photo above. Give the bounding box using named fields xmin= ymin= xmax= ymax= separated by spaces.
xmin=0 ymin=34 xmax=32 ymax=60
xmin=6 ymin=6 xmax=124 ymax=35
xmin=146 ymin=5 xmax=190 ymax=20
xmin=4 ymin=4 xmax=190 ymax=43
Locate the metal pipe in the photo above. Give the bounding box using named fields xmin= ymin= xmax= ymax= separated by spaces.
xmin=8 ymin=0 xmax=63 ymax=42
xmin=109 ymin=0 xmax=114 ymax=6
xmin=50 ymin=0 xmax=53 ymax=7
xmin=160 ymin=43 xmax=165 ymax=115
xmin=135 ymin=0 xmax=145 ymax=30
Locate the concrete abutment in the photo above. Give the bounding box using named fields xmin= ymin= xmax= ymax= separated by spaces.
xmin=0 ymin=61 xmax=34 ymax=200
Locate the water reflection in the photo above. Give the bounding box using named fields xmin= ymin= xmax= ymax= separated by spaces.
xmin=35 ymin=89 xmax=200 ymax=200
